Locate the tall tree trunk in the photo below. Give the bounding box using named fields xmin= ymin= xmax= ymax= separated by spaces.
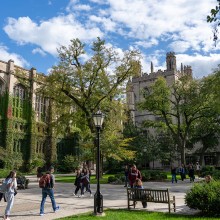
xmin=181 ymin=142 xmax=186 ymax=165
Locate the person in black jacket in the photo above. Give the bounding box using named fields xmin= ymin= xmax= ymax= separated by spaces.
xmin=124 ymin=165 xmax=129 ymax=187
xmin=81 ymin=168 xmax=92 ymax=197
xmin=188 ymin=165 xmax=195 ymax=182
xmin=73 ymin=169 xmax=82 ymax=197
xmin=171 ymin=165 xmax=177 ymax=183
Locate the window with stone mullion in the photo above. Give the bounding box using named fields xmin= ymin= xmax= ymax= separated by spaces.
xmin=13 ymin=84 xmax=27 ymax=119
xmin=35 ymin=95 xmax=48 ymax=122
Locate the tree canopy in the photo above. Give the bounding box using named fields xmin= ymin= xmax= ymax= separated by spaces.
xmin=40 ymin=37 xmax=142 ymax=162
xmin=138 ymin=75 xmax=216 ymax=165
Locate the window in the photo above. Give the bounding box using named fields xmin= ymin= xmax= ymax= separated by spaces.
xmin=12 ymin=84 xmax=28 ymax=118
xmin=13 ymin=140 xmax=22 ymax=152
xmin=35 ymin=95 xmax=49 ymax=122
xmin=204 ymin=156 xmax=214 ymax=165
xmin=36 ymin=141 xmax=45 ymax=153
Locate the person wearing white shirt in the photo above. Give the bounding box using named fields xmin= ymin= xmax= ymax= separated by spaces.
xmin=3 ymin=170 xmax=17 ymax=220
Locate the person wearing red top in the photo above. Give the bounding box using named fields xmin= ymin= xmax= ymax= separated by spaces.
xmin=128 ymin=164 xmax=142 ymax=188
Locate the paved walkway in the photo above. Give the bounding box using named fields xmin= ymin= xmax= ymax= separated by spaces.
xmin=0 ymin=176 xmax=200 ymax=220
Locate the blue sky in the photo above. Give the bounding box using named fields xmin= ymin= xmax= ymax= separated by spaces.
xmin=0 ymin=0 xmax=220 ymax=78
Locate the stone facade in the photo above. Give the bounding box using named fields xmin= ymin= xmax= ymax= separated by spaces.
xmin=0 ymin=59 xmax=78 ymax=169
xmin=126 ymin=52 xmax=219 ymax=167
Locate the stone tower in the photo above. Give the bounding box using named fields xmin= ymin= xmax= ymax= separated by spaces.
xmin=166 ymin=52 xmax=176 ymax=71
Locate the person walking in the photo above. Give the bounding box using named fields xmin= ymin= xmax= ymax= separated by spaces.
xmin=40 ymin=166 xmax=60 ymax=216
xmin=73 ymin=169 xmax=82 ymax=197
xmin=195 ymin=162 xmax=201 ymax=179
xmin=124 ymin=165 xmax=129 ymax=187
xmin=81 ymin=168 xmax=92 ymax=197
xmin=171 ymin=165 xmax=177 ymax=183
xmin=188 ymin=165 xmax=195 ymax=183
xmin=128 ymin=164 xmax=142 ymax=188
xmin=3 ymin=170 xmax=17 ymax=220
xmin=179 ymin=164 xmax=186 ymax=181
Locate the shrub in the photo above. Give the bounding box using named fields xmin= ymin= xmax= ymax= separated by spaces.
xmin=59 ymin=155 xmax=80 ymax=173
xmin=4 ymin=152 xmax=23 ymax=170
xmin=0 ymin=169 xmax=11 ymax=178
xmin=108 ymin=176 xmax=117 ymax=183
xmin=185 ymin=180 xmax=220 ymax=215
xmin=108 ymin=174 xmax=124 ymax=184
xmin=142 ymin=170 xmax=167 ymax=181
xmin=212 ymin=170 xmax=220 ymax=180
xmin=29 ymin=155 xmax=46 ymax=172
xmin=200 ymin=166 xmax=220 ymax=180
xmin=200 ymin=166 xmax=215 ymax=177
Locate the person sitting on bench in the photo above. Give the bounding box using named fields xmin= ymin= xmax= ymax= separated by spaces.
xmin=134 ymin=178 xmax=147 ymax=208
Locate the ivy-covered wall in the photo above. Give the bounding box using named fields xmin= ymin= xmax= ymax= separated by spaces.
xmin=0 ymin=60 xmax=79 ymax=170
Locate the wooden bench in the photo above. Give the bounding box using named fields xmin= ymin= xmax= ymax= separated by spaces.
xmin=127 ymin=188 xmax=176 ymax=213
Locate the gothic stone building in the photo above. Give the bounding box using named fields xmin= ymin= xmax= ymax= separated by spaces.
xmin=0 ymin=59 xmax=78 ymax=169
xmin=126 ymin=52 xmax=219 ymax=167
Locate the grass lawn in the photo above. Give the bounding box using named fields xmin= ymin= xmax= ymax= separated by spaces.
xmin=55 ymin=173 xmax=193 ymax=184
xmin=58 ymin=209 xmax=218 ymax=220
xmin=55 ymin=174 xmax=114 ymax=184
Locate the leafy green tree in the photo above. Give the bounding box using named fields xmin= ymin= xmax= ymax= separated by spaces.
xmin=189 ymin=71 xmax=220 ymax=165
xmin=123 ymin=122 xmax=162 ymax=168
xmin=190 ymin=116 xmax=220 ymax=165
xmin=0 ymin=147 xmax=24 ymax=170
xmin=139 ymin=75 xmax=215 ymax=165
xmin=202 ymin=67 xmax=220 ymax=111
xmin=207 ymin=0 xmax=220 ymax=45
xmin=41 ymin=38 xmax=141 ymax=163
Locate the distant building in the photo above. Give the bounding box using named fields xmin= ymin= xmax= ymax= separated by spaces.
xmin=0 ymin=59 xmax=78 ymax=169
xmin=126 ymin=52 xmax=219 ymax=167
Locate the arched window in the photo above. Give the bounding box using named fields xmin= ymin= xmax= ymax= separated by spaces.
xmin=12 ymin=84 xmax=28 ymax=118
xmin=35 ymin=95 xmax=49 ymax=122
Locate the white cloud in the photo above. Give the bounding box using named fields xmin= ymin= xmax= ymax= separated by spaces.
xmin=66 ymin=0 xmax=92 ymax=12
xmin=135 ymin=39 xmax=158 ymax=49
xmin=141 ymin=50 xmax=166 ymax=74
xmin=89 ymin=0 xmax=107 ymax=4
xmin=66 ymin=0 xmax=78 ymax=12
xmin=0 ymin=45 xmax=29 ymax=67
xmin=89 ymin=15 xmax=116 ymax=31
xmin=169 ymin=41 xmax=190 ymax=53
xmin=2 ymin=0 xmax=220 ymax=79
xmin=176 ymin=53 xmax=220 ymax=78
xmin=32 ymin=48 xmax=47 ymax=56
xmin=74 ymin=4 xmax=91 ymax=11
xmin=139 ymin=51 xmax=220 ymax=79
xmin=105 ymin=0 xmax=216 ymax=52
xmin=4 ymin=15 xmax=104 ymax=56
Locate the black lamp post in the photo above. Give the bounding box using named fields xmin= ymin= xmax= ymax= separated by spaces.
xmin=93 ymin=110 xmax=104 ymax=215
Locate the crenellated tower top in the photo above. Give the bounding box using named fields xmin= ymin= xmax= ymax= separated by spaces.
xmin=166 ymin=52 xmax=176 ymax=71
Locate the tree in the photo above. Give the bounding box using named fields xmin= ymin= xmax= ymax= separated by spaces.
xmin=203 ymin=66 xmax=220 ymax=111
xmin=189 ymin=70 xmax=220 ymax=165
xmin=207 ymin=0 xmax=220 ymax=45
xmin=138 ymin=75 xmax=215 ymax=165
xmin=41 ymin=38 xmax=141 ymax=162
xmin=190 ymin=116 xmax=220 ymax=165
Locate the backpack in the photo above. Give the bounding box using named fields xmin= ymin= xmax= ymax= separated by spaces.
xmin=39 ymin=174 xmax=51 ymax=188
xmin=0 ymin=180 xmax=8 ymax=193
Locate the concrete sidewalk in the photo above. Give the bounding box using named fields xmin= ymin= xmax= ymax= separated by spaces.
xmin=0 ymin=176 xmax=199 ymax=220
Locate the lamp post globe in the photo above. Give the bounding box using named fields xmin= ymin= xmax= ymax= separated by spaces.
xmin=93 ymin=110 xmax=104 ymax=215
